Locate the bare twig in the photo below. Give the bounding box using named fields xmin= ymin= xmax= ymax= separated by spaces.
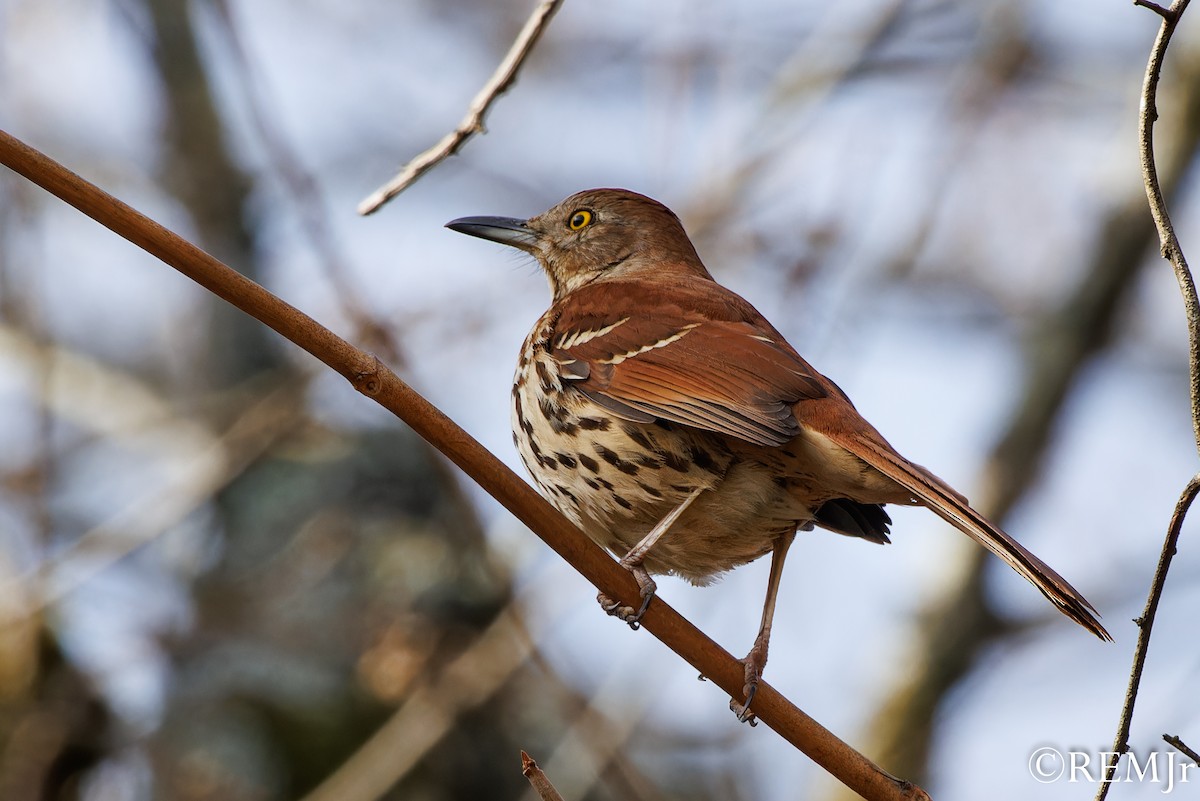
xmin=1136 ymin=0 xmax=1200 ymax=448
xmin=357 ymin=0 xmax=564 ymax=216
xmin=1095 ymin=3 xmax=1197 ymax=798
xmin=1164 ymin=734 xmax=1200 ymax=765
xmin=0 ymin=128 xmax=929 ymax=801
xmin=1095 ymin=474 xmax=1200 ymax=801
xmin=521 ymin=752 xmax=566 ymax=801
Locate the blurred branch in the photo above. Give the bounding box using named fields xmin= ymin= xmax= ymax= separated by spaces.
xmin=23 ymin=375 xmax=306 ymax=613
xmin=517 ymin=647 xmax=661 ymax=801
xmin=357 ymin=0 xmax=565 ymax=216
xmin=1096 ymin=3 xmax=1196 ymax=798
xmin=0 ymin=129 xmax=929 ymax=801
xmin=206 ymin=0 xmax=403 ymax=364
xmin=299 ymin=605 xmax=538 ymax=801
xmin=521 ymin=752 xmax=565 ymax=801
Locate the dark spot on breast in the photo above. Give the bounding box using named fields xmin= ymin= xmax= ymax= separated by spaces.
xmin=535 ymin=360 xmax=554 ymax=392
xmin=511 ymin=432 xmax=520 ymax=447
xmin=513 ymin=396 xmax=534 ymax=434
xmin=556 ymin=485 xmax=578 ymax=503
xmin=579 ymin=417 xmax=611 ymax=431
xmin=578 ymin=453 xmax=600 ymax=473
xmin=612 ymin=494 xmax=633 ymax=510
xmin=538 ymin=398 xmax=561 ymax=421
xmin=596 ymin=476 xmax=614 ymax=490
xmin=636 ymin=481 xmax=664 ymax=499
xmin=553 ymin=420 xmax=579 ymax=437
xmin=555 ymin=452 xmax=577 ymax=468
xmin=583 ymin=477 xmax=600 ymax=490
xmin=689 ymin=446 xmax=720 ymax=474
xmin=623 ymin=426 xmax=653 ymax=450
xmin=595 ymin=445 xmax=640 ymax=475
xmin=670 ymin=484 xmax=694 ymax=494
xmin=661 ymin=450 xmax=689 ymax=473
xmin=538 ymin=453 xmax=558 ymax=471
xmin=634 ymin=453 xmax=662 ymax=469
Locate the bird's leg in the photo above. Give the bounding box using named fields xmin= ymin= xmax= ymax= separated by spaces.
xmin=730 ymin=530 xmax=795 ymax=725
xmin=598 ymin=486 xmax=706 ymax=629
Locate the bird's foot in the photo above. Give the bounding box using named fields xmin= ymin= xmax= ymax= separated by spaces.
xmin=729 ymin=645 xmax=766 ymax=725
xmin=596 ymin=562 xmax=656 ymax=630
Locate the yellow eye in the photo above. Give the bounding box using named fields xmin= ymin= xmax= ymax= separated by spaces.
xmin=568 ymin=210 xmax=593 ymax=230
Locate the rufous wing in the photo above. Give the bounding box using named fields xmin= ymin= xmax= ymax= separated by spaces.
xmin=551 ymin=294 xmax=826 ymax=448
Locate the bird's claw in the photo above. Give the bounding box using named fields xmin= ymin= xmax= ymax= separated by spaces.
xmin=730 ymin=680 xmax=759 ymax=725
xmin=596 ymin=591 xmax=652 ymax=629
xmin=729 ymin=653 xmax=763 ymax=725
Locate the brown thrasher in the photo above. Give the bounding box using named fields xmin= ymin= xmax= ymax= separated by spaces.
xmin=447 ymin=188 xmax=1110 ymax=721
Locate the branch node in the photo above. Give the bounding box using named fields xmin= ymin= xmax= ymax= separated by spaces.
xmin=352 ymin=355 xmax=385 ymax=395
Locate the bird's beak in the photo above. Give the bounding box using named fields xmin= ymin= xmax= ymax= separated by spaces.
xmin=445 ymin=215 xmax=539 ymax=250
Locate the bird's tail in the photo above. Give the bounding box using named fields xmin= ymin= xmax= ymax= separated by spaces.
xmin=839 ymin=434 xmax=1111 ymax=641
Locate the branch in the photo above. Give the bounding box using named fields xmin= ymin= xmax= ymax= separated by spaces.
xmin=357 ymin=0 xmax=564 ymax=216
xmin=1164 ymin=734 xmax=1200 ymax=765
xmin=521 ymin=752 xmax=566 ymax=801
xmin=1095 ymin=474 xmax=1200 ymax=801
xmin=1137 ymin=0 xmax=1200 ymax=450
xmin=1095 ymin=2 xmax=1197 ymax=798
xmin=0 ymin=128 xmax=929 ymax=801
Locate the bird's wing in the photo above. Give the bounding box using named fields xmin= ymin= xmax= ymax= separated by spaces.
xmin=552 ymin=302 xmax=826 ymax=448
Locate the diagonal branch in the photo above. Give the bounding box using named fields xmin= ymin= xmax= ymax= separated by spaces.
xmin=1095 ymin=474 xmax=1199 ymax=801
xmin=0 ymin=128 xmax=929 ymax=801
xmin=1095 ymin=2 xmax=1196 ymax=798
xmin=1163 ymin=734 xmax=1200 ymax=765
xmin=357 ymin=0 xmax=565 ymax=216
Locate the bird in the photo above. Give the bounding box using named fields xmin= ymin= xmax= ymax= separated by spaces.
xmin=446 ymin=188 xmax=1110 ymax=722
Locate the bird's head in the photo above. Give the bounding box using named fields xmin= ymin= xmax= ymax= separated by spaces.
xmin=446 ymin=188 xmax=710 ymax=300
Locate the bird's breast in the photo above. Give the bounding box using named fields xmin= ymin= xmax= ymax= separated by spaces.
xmin=510 ymin=319 xmax=814 ymax=582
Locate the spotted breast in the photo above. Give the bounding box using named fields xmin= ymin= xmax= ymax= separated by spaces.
xmin=511 ymin=307 xmax=816 ymax=584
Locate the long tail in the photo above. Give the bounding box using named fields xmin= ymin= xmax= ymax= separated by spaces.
xmin=835 ymin=433 xmax=1111 ymax=641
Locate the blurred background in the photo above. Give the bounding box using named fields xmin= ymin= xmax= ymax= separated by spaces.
xmin=1 ymin=0 xmax=1198 ymax=799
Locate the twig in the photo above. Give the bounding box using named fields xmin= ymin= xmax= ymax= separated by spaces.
xmin=1095 ymin=475 xmax=1200 ymax=801
xmin=357 ymin=0 xmax=564 ymax=216
xmin=521 ymin=752 xmax=566 ymax=801
xmin=1136 ymin=0 xmax=1200 ymax=450
xmin=1095 ymin=3 xmax=1197 ymax=798
xmin=1163 ymin=734 xmax=1200 ymax=765
xmin=0 ymin=128 xmax=929 ymax=801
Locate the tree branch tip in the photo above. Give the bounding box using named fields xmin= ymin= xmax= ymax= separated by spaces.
xmin=1135 ymin=0 xmax=1175 ymax=20
xmin=1163 ymin=734 xmax=1200 ymax=763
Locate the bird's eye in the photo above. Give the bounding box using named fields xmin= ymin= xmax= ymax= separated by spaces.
xmin=568 ymin=210 xmax=593 ymax=230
